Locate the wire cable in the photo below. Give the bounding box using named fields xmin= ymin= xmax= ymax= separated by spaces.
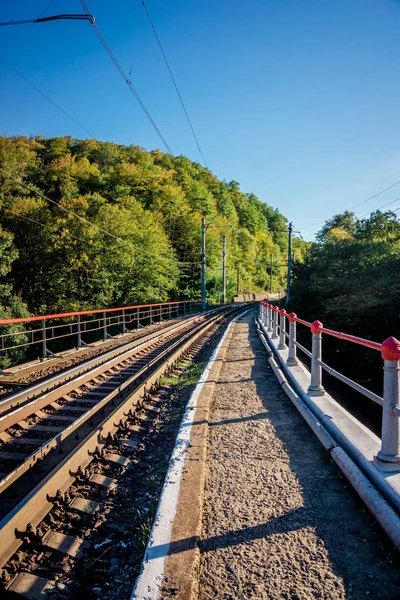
xmin=80 ymin=0 xmax=172 ymax=154
xmin=359 ymin=195 xmax=400 ymax=218
xmin=0 ymin=206 xmax=90 ymax=245
xmin=141 ymin=0 xmax=207 ymax=168
xmin=303 ymin=178 xmax=400 ymax=230
xmin=0 ymin=55 xmax=95 ymax=139
xmin=37 ymin=0 xmax=57 ymax=19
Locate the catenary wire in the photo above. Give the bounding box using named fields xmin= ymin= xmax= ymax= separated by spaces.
xmin=0 ymin=169 xmax=199 ymax=266
xmin=0 ymin=55 xmax=96 ymax=139
xmin=141 ymin=0 xmax=208 ymax=168
xmin=0 ymin=206 xmax=91 ymax=245
xmin=303 ymin=178 xmax=400 ymax=230
xmin=359 ymin=195 xmax=400 ymax=218
xmin=37 ymin=0 xmax=57 ymax=19
xmin=80 ymin=0 xmax=173 ymax=154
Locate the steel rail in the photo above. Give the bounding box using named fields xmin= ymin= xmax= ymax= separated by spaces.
xmin=0 ymin=308 xmax=231 ymax=496
xmin=0 ymin=306 xmax=227 ymax=418
xmin=0 ymin=304 xmax=245 ymax=569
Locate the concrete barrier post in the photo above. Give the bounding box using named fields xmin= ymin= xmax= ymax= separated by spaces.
xmin=272 ymin=306 xmax=279 ymax=339
xmin=376 ymin=337 xmax=400 ymax=467
xmin=278 ymin=309 xmax=286 ymax=349
xmin=268 ymin=304 xmax=273 ymax=331
xmin=307 ymin=320 xmax=324 ymax=395
xmin=121 ymin=309 xmax=127 ymax=334
xmin=287 ymin=313 xmax=298 ymax=365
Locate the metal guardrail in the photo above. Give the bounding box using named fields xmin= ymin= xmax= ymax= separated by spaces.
xmin=259 ymin=300 xmax=400 ymax=470
xmin=0 ymin=301 xmax=204 ymax=362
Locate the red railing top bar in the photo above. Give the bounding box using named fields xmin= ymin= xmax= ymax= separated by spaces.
xmin=259 ymin=300 xmax=400 ymax=359
xmin=0 ymin=301 xmax=201 ymax=326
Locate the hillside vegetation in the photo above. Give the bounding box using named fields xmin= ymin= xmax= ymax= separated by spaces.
xmin=0 ymin=135 xmax=303 ymax=319
xmin=291 ymin=209 xmax=400 ymax=391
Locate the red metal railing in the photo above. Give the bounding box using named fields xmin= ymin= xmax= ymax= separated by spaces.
xmin=0 ymin=301 xmax=203 ymax=363
xmin=259 ymin=301 xmax=394 ymax=358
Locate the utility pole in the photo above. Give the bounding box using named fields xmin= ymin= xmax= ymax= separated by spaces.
xmin=270 ymin=255 xmax=273 ymax=295
xmin=286 ymin=222 xmax=293 ymax=308
xmin=222 ymin=235 xmax=227 ymax=303
xmin=201 ymin=217 xmax=206 ymax=311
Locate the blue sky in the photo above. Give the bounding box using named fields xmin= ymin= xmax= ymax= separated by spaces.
xmin=1 ymin=0 xmax=400 ymax=239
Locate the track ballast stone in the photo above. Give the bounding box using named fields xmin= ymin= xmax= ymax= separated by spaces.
xmin=198 ymin=311 xmax=400 ymax=600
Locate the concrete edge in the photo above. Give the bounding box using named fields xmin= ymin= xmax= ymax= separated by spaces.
xmin=255 ymin=319 xmax=400 ymax=550
xmin=256 ymin=316 xmax=400 ymax=516
xmin=131 ymin=309 xmax=250 ymax=600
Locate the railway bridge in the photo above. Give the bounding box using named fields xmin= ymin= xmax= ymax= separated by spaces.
xmin=0 ymin=301 xmax=399 ymax=599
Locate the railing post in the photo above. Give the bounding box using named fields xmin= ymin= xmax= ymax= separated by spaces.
xmin=272 ymin=306 xmax=279 ymax=339
xmin=42 ymin=319 xmax=47 ymax=359
xmin=267 ymin=304 xmax=273 ymax=332
xmin=278 ymin=309 xmax=286 ymax=349
xmin=103 ymin=312 xmax=107 ymax=340
xmin=169 ymin=303 xmax=172 ymax=320
xmin=259 ymin=302 xmax=263 ymax=321
xmin=137 ymin=307 xmax=140 ymax=329
xmin=121 ymin=309 xmax=127 ymax=334
xmin=287 ymin=313 xmax=298 ymax=365
xmin=308 ymin=320 xmax=324 ymax=396
xmin=375 ymin=337 xmax=400 ymax=467
xmin=77 ymin=315 xmax=82 ymax=347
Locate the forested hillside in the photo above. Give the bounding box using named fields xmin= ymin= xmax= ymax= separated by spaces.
xmin=0 ymin=135 xmax=300 ymax=319
xmin=291 ymin=209 xmax=400 ymax=391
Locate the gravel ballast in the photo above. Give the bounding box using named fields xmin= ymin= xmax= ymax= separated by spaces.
xmin=198 ymin=312 xmax=400 ymax=599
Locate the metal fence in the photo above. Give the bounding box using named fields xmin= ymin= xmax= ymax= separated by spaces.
xmin=0 ymin=301 xmax=203 ymax=362
xmin=259 ymin=301 xmax=400 ymax=470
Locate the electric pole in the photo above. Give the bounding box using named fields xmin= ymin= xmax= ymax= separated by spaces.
xmin=286 ymin=222 xmax=293 ymax=307
xmin=222 ymin=235 xmax=227 ymax=303
xmin=201 ymin=217 xmax=206 ymax=310
xmin=270 ymin=254 xmax=273 ymax=294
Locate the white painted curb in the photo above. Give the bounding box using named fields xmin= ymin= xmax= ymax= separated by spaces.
xmin=131 ymin=309 xmax=250 ymax=600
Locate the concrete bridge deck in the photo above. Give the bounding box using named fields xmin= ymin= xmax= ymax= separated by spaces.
xmin=134 ymin=311 xmax=400 ymax=600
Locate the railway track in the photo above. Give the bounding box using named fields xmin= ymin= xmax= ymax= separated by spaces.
xmin=0 ymin=304 xmax=246 ymax=597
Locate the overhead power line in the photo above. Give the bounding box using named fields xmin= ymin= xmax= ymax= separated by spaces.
xmin=0 ymin=168 xmax=198 ymax=266
xmin=0 ymin=55 xmax=95 ymax=139
xmin=37 ymin=0 xmax=57 ymax=20
xmin=80 ymin=0 xmax=173 ymax=154
xmin=303 ymin=178 xmax=400 ymax=231
xmin=141 ymin=0 xmax=208 ymax=168
xmin=359 ymin=195 xmax=400 ymax=218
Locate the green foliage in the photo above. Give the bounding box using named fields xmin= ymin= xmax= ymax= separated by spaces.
xmin=0 ymin=135 xmax=299 ymax=320
xmin=291 ymin=210 xmax=400 ymax=390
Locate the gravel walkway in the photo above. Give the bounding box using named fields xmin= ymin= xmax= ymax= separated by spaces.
xmin=198 ymin=312 xmax=400 ymax=600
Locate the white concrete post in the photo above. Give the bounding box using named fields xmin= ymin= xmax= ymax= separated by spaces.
xmin=272 ymin=308 xmax=278 ymax=339
xmin=307 ymin=320 xmax=324 ymax=396
xmin=287 ymin=313 xmax=298 ymax=365
xmin=278 ymin=309 xmax=286 ymax=349
xmin=267 ymin=305 xmax=273 ymax=332
xmin=376 ymin=337 xmax=400 ymax=467
xmin=121 ymin=309 xmax=127 ymax=334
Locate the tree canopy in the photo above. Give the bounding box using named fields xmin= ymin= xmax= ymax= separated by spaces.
xmin=0 ymin=135 xmax=301 ymax=317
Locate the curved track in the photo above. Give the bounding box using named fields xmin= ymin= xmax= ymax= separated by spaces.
xmin=0 ymin=304 xmax=246 ymax=589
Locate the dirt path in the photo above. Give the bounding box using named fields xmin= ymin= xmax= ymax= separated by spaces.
xmin=198 ymin=312 xmax=400 ymax=600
